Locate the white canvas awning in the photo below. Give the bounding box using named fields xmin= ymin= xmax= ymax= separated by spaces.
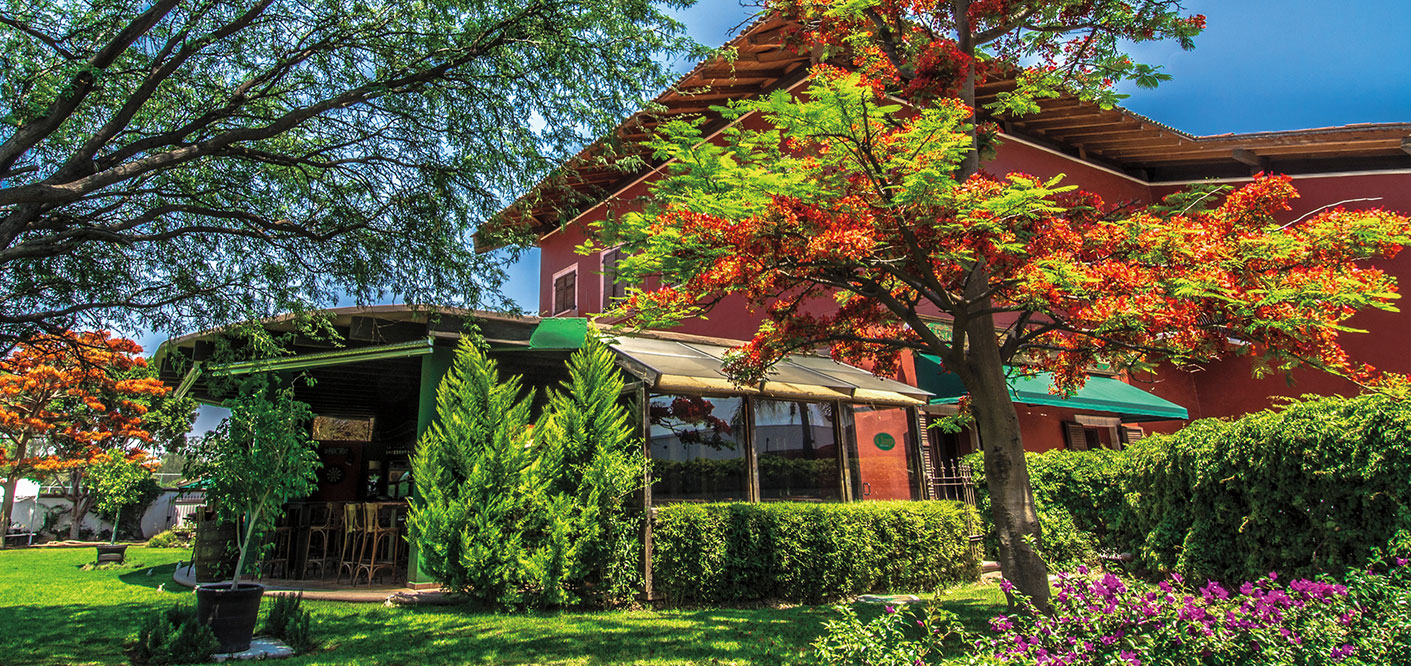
xmin=608 ymin=337 xmax=930 ymax=406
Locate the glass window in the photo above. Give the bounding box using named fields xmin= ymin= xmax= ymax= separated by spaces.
xmin=648 ymin=394 xmax=748 ymax=503
xmin=752 ymin=399 xmax=842 ymax=502
xmin=843 ymin=405 xmax=920 ymax=501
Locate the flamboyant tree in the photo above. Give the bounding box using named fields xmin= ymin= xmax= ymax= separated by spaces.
xmin=596 ymin=29 xmax=1411 ymax=609
xmin=0 ymin=330 xmax=167 ymax=544
xmin=50 ymin=359 xmax=196 ymax=539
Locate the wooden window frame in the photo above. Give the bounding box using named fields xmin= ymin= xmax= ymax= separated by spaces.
xmin=600 ymin=246 xmax=628 ymax=311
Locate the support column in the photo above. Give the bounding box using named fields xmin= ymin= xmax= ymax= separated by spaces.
xmin=407 ymin=344 xmax=453 ymax=586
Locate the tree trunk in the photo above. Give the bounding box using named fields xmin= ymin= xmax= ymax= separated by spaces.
xmin=110 ymin=506 xmax=121 ymax=545
xmin=0 ymin=475 xmax=17 ymax=551
xmin=958 ymin=312 xmax=1051 ymax=612
xmin=231 ymin=506 xmax=261 ymax=585
xmin=69 ymin=470 xmax=87 ymax=541
xmin=952 ymin=0 xmax=981 ymax=179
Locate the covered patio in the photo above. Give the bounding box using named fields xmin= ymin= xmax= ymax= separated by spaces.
xmin=154 ymin=306 xmax=933 ymax=593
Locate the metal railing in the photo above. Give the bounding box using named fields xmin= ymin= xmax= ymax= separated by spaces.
xmin=929 ymin=458 xmax=984 ymax=562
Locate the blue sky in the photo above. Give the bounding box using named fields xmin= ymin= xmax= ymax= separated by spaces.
xmin=493 ymin=0 xmax=1411 ymax=313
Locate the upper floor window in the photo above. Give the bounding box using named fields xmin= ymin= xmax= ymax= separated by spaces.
xmin=601 ymin=247 xmax=628 ymax=310
xmin=552 ymin=266 xmax=577 ymax=315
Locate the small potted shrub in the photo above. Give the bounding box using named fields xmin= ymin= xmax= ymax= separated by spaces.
xmin=187 ymin=378 xmax=319 ymax=653
xmin=89 ymin=453 xmax=159 ymax=564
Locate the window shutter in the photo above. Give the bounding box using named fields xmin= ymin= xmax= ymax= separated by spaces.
xmin=1062 ymin=421 xmax=1088 ymax=451
xmin=1121 ymin=426 xmax=1144 ymax=445
xmin=554 ymin=271 xmax=576 ymax=313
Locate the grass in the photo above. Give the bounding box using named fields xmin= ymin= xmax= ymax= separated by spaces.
xmin=0 ymin=546 xmax=1005 ymax=665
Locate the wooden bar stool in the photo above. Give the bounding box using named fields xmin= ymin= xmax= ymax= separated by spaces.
xmin=353 ymin=503 xmax=400 ymax=587
xmin=335 ymin=503 xmax=363 ymax=584
xmin=301 ymin=502 xmax=341 ymax=579
xmin=260 ymin=514 xmax=294 ymax=579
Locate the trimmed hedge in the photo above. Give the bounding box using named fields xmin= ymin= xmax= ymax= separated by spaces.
xmin=969 ymin=394 xmax=1411 ymax=583
xmin=1121 ymin=394 xmax=1411 ymax=583
xmin=652 ymin=500 xmax=980 ymax=605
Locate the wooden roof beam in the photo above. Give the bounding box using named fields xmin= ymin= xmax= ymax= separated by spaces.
xmin=1012 ymin=109 xmax=1125 ymax=130
xmin=1051 ymin=126 xmax=1155 ymax=141
xmin=1232 ymin=148 xmax=1270 ymax=174
xmin=1401 ymin=136 xmax=1411 ymax=155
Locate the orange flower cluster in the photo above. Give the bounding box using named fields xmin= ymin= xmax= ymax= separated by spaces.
xmin=0 ymin=331 xmax=168 ymax=481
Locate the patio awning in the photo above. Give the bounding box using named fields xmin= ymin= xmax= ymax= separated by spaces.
xmin=915 ymin=354 xmax=1188 ymax=422
xmin=609 ymin=337 xmax=930 ymax=406
xmin=206 ymin=337 xmax=436 ymax=377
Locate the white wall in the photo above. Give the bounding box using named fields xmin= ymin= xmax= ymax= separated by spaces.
xmin=33 ymin=490 xmax=193 ymax=541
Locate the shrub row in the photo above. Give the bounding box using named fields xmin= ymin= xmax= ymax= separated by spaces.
xmin=969 ymin=394 xmax=1411 ymax=583
xmin=653 ymin=500 xmax=980 ymax=605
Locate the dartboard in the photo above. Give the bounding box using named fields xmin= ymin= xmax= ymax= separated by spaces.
xmin=322 ymin=465 xmax=345 ymax=484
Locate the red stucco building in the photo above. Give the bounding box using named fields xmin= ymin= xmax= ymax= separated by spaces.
xmin=497 ymin=17 xmax=1410 ymax=480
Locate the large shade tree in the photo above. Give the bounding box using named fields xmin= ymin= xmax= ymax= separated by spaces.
xmin=0 ymin=330 xmax=166 ymax=544
xmin=0 ymin=0 xmax=696 ymax=346
xmin=597 ymin=3 xmax=1411 ymax=609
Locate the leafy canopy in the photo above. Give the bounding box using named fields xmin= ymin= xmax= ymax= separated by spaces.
xmin=775 ymin=0 xmax=1206 ymax=112
xmin=88 ymin=452 xmax=159 ymax=523
xmin=0 ymin=0 xmax=696 ymax=344
xmin=0 ymin=330 xmax=167 ymax=480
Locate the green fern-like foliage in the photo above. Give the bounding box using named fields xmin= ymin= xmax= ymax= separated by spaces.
xmin=262 ymin=593 xmax=314 ymax=653
xmin=129 ymin=604 xmax=218 ymax=665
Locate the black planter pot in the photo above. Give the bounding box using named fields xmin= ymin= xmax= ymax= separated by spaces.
xmin=95 ymin=544 xmax=127 ymax=565
xmin=195 ymin=582 xmax=264 ymax=653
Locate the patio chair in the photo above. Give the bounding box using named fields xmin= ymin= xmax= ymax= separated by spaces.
xmin=301 ymin=502 xmax=341 ymax=579
xmin=336 ymin=503 xmax=363 ymax=585
xmin=259 ymin=511 xmax=296 ymax=579
xmin=352 ymin=503 xmax=401 ymax=587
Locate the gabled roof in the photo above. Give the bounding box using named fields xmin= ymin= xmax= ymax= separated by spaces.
xmin=478 ymin=14 xmax=1410 ymax=248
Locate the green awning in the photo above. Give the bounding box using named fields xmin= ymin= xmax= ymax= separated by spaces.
xmin=207 ymin=337 xmax=435 ymax=376
xmin=528 ymin=317 xmax=589 ymax=350
xmin=915 ymin=354 xmax=1188 ymax=422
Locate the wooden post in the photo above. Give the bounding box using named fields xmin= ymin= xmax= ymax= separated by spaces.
xmin=637 ymin=384 xmax=653 ymax=602
xmin=744 ymin=397 xmax=759 ymax=502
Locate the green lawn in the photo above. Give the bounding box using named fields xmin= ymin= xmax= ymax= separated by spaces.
xmin=0 ymin=546 xmax=1003 ymax=665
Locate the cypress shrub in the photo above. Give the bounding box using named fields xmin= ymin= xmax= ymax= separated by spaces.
xmin=408 ymin=338 xmax=543 ymax=607
xmin=408 ymin=336 xmax=646 ymax=609
xmin=652 ymin=500 xmax=979 ymax=605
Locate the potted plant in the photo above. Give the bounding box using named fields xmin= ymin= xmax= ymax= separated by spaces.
xmin=188 ymin=378 xmax=319 ymax=653
xmin=88 ymin=453 xmax=160 ymax=564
